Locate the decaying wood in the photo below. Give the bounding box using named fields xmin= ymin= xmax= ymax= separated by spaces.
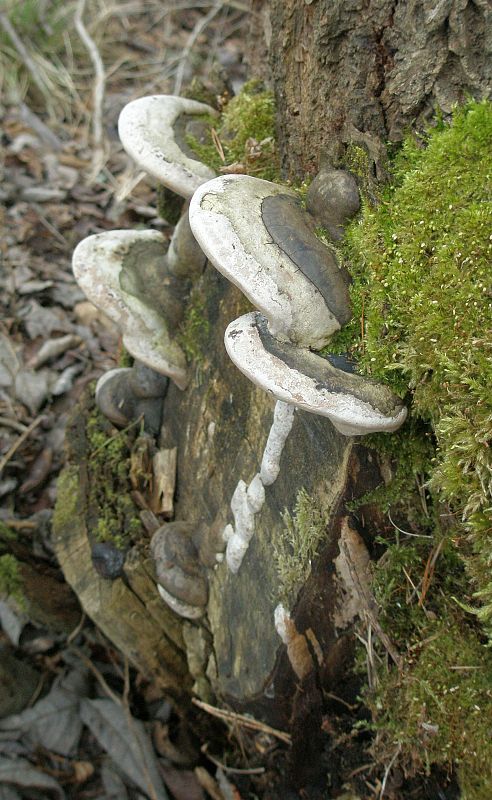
xmin=337 ymin=517 xmax=401 ymax=669
xmin=151 ymin=448 xmax=177 ymax=518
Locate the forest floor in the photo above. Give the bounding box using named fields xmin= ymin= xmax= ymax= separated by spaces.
xmin=0 ymin=4 xmax=280 ymax=799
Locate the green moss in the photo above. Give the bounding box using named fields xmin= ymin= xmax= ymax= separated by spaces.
xmin=85 ymin=406 xmax=142 ymax=549
xmin=53 ymin=466 xmax=80 ymax=533
xmin=117 ymin=346 xmax=133 ymax=369
xmin=177 ymin=288 xmax=210 ymax=366
xmin=344 ymin=143 xmax=378 ymax=201
xmin=0 ymin=554 xmax=26 ymax=609
xmin=334 ymin=100 xmax=492 ymax=634
xmin=0 ymin=522 xmax=16 ymax=542
xmin=272 ymin=489 xmax=329 ymax=605
xmin=350 ymin=418 xmax=436 ymax=533
xmin=185 ymin=80 xmax=280 ymax=182
xmin=155 ymin=185 xmax=184 ymax=226
xmin=365 ymin=540 xmax=492 ymax=799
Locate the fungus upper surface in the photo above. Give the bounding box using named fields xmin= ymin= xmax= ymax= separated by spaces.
xmin=72 ymin=229 xmax=188 ymax=388
xmin=225 ymin=312 xmax=407 ymax=436
xmin=118 ymin=95 xmax=217 ymax=198
xmin=189 ymin=174 xmax=352 ymax=349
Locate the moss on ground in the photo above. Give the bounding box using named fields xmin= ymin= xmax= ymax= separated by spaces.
xmin=85 ymin=405 xmax=142 ymax=549
xmin=186 ymin=79 xmax=280 ymax=182
xmin=338 ymin=101 xmax=492 ymax=799
xmin=0 ymin=553 xmax=26 ymax=609
xmin=365 ymin=539 xmax=492 ymax=799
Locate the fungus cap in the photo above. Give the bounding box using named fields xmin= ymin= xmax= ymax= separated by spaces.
xmin=189 ymin=174 xmax=352 ymax=350
xmin=72 ymin=229 xmax=188 ymax=388
xmin=151 ymin=523 xmax=208 ymax=618
xmin=224 ymin=312 xmax=407 ymax=436
xmin=118 ymin=95 xmax=217 ymax=198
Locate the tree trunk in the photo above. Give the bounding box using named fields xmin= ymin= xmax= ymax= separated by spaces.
xmin=248 ymin=0 xmax=491 ymax=178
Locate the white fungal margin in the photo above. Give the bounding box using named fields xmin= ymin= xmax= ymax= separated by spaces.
xmin=157 ymin=583 xmax=204 ymax=619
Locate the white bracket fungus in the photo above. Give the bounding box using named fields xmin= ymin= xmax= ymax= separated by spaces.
xmin=72 ymin=229 xmax=189 ymax=389
xmin=189 ymin=174 xmax=351 ymax=349
xmin=189 ymin=173 xmax=407 ymax=436
xmin=118 ymin=95 xmax=217 ymax=199
xmin=225 ymin=313 xmax=407 ymax=436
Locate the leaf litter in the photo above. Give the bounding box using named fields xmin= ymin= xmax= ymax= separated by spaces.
xmin=0 ymin=2 xmax=253 ymax=798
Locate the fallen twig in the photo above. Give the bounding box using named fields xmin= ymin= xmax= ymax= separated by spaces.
xmin=201 ymin=743 xmax=265 ymax=774
xmin=0 ymin=415 xmax=45 ymax=477
xmin=192 ymin=698 xmax=291 ymax=745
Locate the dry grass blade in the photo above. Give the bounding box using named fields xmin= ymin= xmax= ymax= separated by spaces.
xmin=74 ymin=0 xmax=107 ymax=180
xmin=0 ymin=11 xmax=51 ymax=99
xmin=173 ymin=2 xmax=224 ymax=95
xmin=0 ymin=415 xmax=45 ymax=477
xmin=418 ymin=538 xmax=445 ymax=607
xmin=211 ymin=127 xmax=225 ymax=162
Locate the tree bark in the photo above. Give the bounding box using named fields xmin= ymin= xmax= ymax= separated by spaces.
xmin=248 ymin=0 xmax=491 ymax=178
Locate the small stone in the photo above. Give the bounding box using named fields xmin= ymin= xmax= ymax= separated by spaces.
xmin=306 ymin=167 xmax=360 ymax=241
xmin=91 ymin=542 xmax=125 ymax=579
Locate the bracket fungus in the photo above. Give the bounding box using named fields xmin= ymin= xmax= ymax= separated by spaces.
xmin=151 ymin=522 xmax=208 ymax=619
xmin=95 ymin=364 xmax=168 ymax=435
xmin=189 ymin=173 xmax=406 ymax=436
xmin=118 ymin=95 xmax=218 ymax=199
xmin=189 ymin=174 xmax=351 ymax=349
xmin=224 ymin=313 xmax=407 ymax=436
xmin=72 ymin=228 xmax=189 ymax=389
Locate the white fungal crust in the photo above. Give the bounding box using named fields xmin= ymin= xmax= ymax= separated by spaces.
xmin=222 ymin=401 xmax=296 ymax=574
xmin=260 ymin=401 xmax=295 ymax=485
xmin=189 ymin=175 xmax=340 ymax=349
xmin=223 ymin=475 xmax=265 ymax=573
xmin=118 ymin=95 xmax=217 ymax=198
xmin=274 ymin=603 xmax=290 ymax=644
xmin=157 ymin=583 xmax=204 ymax=619
xmin=72 ymin=229 xmax=188 ymax=389
xmin=224 ymin=312 xmax=408 ymax=436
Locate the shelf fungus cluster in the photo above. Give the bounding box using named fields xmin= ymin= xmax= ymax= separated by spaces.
xmin=71 ymin=92 xmax=407 ymax=621
xmin=72 ymin=94 xmax=216 ymax=410
xmin=188 ymin=173 xmax=406 ymax=576
xmin=189 ymin=174 xmax=407 ymax=437
xmin=70 ymin=95 xmax=216 ymax=615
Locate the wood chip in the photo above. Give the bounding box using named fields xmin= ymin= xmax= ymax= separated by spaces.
xmin=151 ymin=447 xmax=177 ymax=517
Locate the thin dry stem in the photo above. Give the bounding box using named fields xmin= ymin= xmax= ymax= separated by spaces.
xmin=173 ymin=2 xmax=224 ymax=95
xmin=0 ymin=12 xmax=50 ymax=100
xmin=192 ymin=698 xmax=292 ymax=745
xmin=74 ymin=0 xmax=107 ymax=180
xmin=0 ymin=415 xmax=45 ymax=476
